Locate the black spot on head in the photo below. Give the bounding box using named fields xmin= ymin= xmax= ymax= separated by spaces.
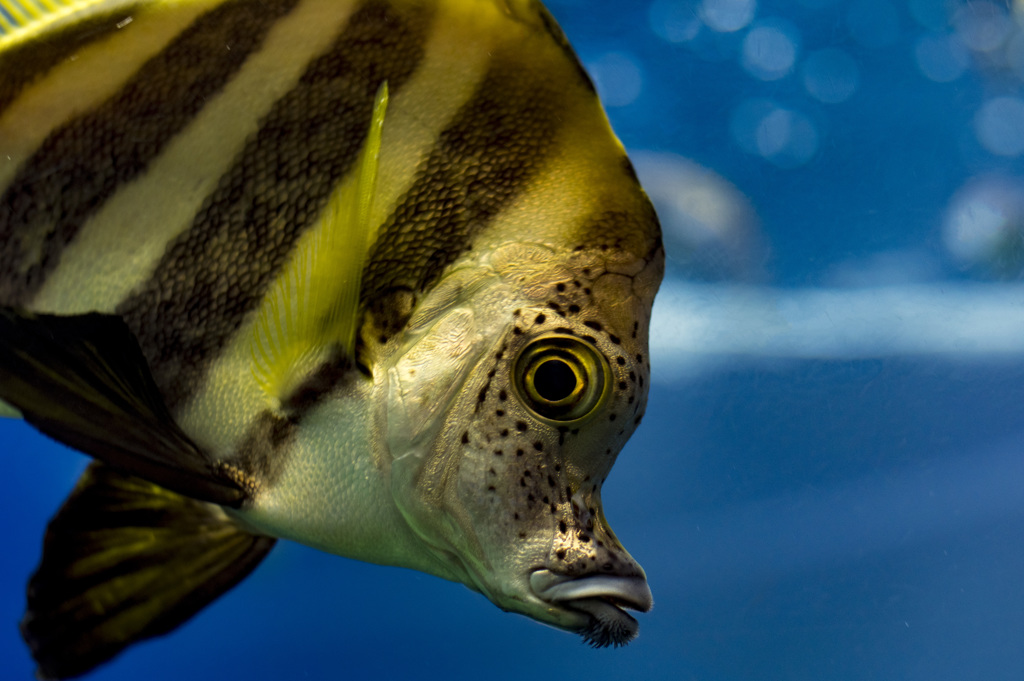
xmin=500 ymin=429 xmax=509 ymax=437
xmin=609 ymin=413 xmax=617 ymax=422
xmin=568 ymin=304 xmax=580 ymax=314
xmin=495 ymin=409 xmax=505 ymax=417
xmin=584 ymin=321 xmax=603 ymax=331
xmin=616 ymin=356 xmax=626 ymax=366
xmin=487 ymin=486 xmax=496 ymax=492
xmin=533 ymin=441 xmax=544 ymax=451
xmin=516 ymin=448 xmax=524 ymax=456
xmin=579 ymin=534 xmax=591 ymax=543
xmin=477 ymin=386 xmax=488 ymax=402
xmin=635 ymin=414 xmax=644 ymax=426
xmin=535 ymin=314 xmax=546 ymax=324
xmin=556 ymin=549 xmax=567 ymax=560
xmin=494 ymin=449 xmax=503 ymax=456
xmin=582 ymin=334 xmax=596 ymax=344
xmin=559 ymin=521 xmax=567 ymax=533
xmin=515 ymin=421 xmax=528 ymax=432
xmin=617 ymin=381 xmax=627 ymax=390
xmin=556 ymin=283 xmax=566 ymax=292
xmin=513 ymin=327 xmax=522 ymax=335
xmin=636 ymin=353 xmax=644 ymax=364
xmin=609 ymin=334 xmax=621 ymax=345
xmin=547 ymin=475 xmax=556 ymax=487
xmin=499 ymin=390 xmax=507 ymax=401
xmin=461 ymin=431 xmax=469 ymax=444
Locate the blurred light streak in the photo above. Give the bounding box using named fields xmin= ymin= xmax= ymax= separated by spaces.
xmin=650 ymin=281 xmax=1024 ymax=378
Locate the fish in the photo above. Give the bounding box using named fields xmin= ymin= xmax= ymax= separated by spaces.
xmin=0 ymin=0 xmax=664 ymax=677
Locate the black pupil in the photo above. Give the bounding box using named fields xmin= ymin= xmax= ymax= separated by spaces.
xmin=533 ymin=359 xmax=578 ymax=402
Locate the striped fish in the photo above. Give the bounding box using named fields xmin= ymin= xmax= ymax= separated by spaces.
xmin=0 ymin=0 xmax=664 ymax=676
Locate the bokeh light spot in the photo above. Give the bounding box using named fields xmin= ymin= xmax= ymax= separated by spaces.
xmin=700 ymin=0 xmax=757 ymax=33
xmin=649 ymin=0 xmax=703 ymax=43
xmin=741 ymin=20 xmax=800 ymax=81
xmin=975 ymin=96 xmax=1024 ymax=156
xmin=953 ymin=1 xmax=1013 ymax=53
xmin=802 ymin=48 xmax=860 ymax=103
xmin=585 ymin=51 xmax=644 ymax=108
xmin=731 ymin=99 xmax=819 ymax=168
xmin=914 ymin=33 xmax=970 ymax=83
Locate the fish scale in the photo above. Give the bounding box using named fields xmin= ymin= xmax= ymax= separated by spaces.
xmin=0 ymin=0 xmax=663 ymax=677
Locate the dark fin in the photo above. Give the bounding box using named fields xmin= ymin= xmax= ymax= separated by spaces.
xmin=21 ymin=463 xmax=276 ymax=680
xmin=0 ymin=307 xmax=245 ymax=506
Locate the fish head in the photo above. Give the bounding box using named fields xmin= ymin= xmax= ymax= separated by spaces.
xmin=385 ymin=198 xmax=663 ymax=645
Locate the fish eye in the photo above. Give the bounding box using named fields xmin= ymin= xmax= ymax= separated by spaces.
xmin=513 ymin=335 xmax=610 ymax=423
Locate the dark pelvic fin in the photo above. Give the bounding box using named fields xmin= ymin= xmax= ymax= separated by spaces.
xmin=21 ymin=463 xmax=277 ymax=680
xmin=0 ymin=307 xmax=245 ymax=506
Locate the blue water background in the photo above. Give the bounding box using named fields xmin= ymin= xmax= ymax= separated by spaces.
xmin=4 ymin=0 xmax=1024 ymax=678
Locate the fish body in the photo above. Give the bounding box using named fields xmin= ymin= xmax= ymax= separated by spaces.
xmin=0 ymin=0 xmax=664 ymax=676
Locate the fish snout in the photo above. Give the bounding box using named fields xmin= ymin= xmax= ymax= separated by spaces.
xmin=529 ymin=569 xmax=653 ymax=647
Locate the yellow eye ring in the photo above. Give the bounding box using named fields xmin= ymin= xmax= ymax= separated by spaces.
xmin=513 ymin=334 xmax=610 ymax=423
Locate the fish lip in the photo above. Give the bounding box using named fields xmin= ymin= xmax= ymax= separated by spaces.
xmin=528 ymin=569 xmax=653 ymax=647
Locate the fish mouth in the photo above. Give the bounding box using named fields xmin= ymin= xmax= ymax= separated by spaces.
xmin=529 ymin=569 xmax=653 ymax=647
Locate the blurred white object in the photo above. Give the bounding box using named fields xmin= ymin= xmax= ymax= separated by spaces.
xmin=943 ymin=175 xmax=1024 ymax=275
xmin=631 ymin=151 xmax=763 ymax=280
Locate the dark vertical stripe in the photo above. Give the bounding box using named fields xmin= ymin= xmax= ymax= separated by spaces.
xmin=0 ymin=0 xmax=299 ymax=305
xmin=361 ymin=47 xmax=566 ymax=337
xmin=0 ymin=6 xmax=140 ymax=116
xmin=118 ymin=0 xmax=433 ymax=409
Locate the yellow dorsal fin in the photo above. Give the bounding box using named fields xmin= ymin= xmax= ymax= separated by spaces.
xmin=249 ymin=81 xmax=389 ymax=407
